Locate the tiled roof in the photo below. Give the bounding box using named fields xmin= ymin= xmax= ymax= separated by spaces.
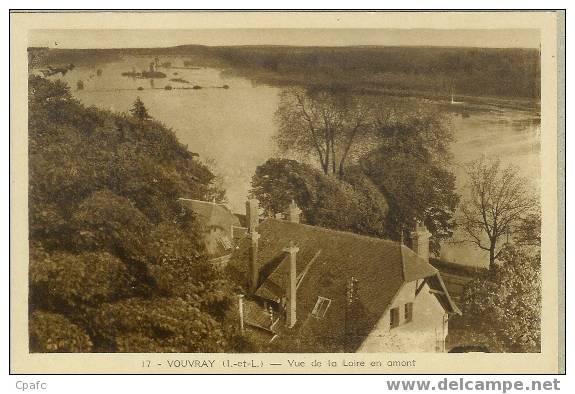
xmin=178 ymin=198 xmax=241 ymax=231
xmin=228 ymin=219 xmax=458 ymax=352
xmin=401 ymin=244 xmax=439 ymax=281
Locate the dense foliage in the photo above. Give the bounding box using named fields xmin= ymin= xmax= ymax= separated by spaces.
xmin=251 ymin=158 xmax=389 ymax=238
xmin=213 ymin=46 xmax=540 ymax=100
xmin=270 ymin=88 xmax=459 ymax=254
xmin=462 ymin=246 xmax=541 ymax=352
xmin=28 ymin=75 xmax=246 ymax=352
xmin=29 ymin=311 xmax=93 ymax=352
xmin=360 ymin=102 xmax=459 ymax=253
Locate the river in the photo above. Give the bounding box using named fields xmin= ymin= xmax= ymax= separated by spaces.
xmin=38 ymin=56 xmax=541 ymax=267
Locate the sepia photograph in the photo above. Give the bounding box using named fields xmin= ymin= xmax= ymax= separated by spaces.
xmin=9 ymin=10 xmax=564 ymax=374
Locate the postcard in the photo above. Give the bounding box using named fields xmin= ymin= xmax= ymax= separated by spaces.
xmin=9 ymin=10 xmax=564 ymax=374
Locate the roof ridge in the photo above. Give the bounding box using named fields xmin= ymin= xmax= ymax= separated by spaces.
xmin=260 ymin=218 xmax=400 ymax=247
xmin=178 ymin=197 xmax=233 ymax=212
xmin=399 ymin=243 xmax=407 ymax=282
xmin=258 ymin=218 xmax=438 ymax=282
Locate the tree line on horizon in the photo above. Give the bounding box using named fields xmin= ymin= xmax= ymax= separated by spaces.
xmin=29 ymin=45 xmax=540 ymax=100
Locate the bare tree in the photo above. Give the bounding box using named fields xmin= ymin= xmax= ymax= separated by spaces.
xmin=274 ymin=87 xmax=371 ymax=178
xmin=460 ymin=157 xmax=538 ymax=269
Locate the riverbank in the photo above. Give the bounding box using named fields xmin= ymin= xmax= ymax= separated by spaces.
xmin=221 ymin=68 xmax=540 ymax=113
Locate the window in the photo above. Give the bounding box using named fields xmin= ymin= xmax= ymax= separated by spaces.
xmin=390 ymin=307 xmax=400 ymax=328
xmin=311 ymin=296 xmax=331 ymax=318
xmin=404 ymin=302 xmax=413 ymax=323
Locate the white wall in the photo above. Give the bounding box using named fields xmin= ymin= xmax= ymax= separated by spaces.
xmin=357 ymin=281 xmax=448 ymax=353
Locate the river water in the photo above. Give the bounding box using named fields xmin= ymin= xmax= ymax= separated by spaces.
xmin=38 ymin=56 xmax=541 ymax=267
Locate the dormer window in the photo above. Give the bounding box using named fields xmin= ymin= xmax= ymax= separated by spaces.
xmin=311 ymin=296 xmax=331 ymax=318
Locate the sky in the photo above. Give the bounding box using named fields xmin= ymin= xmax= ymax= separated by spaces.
xmin=29 ymin=29 xmax=540 ymax=49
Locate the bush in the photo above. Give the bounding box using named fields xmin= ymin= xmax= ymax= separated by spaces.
xmin=91 ymin=297 xmax=226 ymax=352
xmin=462 ymin=247 xmax=541 ymax=352
xmin=30 ymin=311 xmax=92 ymax=352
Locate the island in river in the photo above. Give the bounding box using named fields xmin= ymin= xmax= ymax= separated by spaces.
xmin=121 ymin=61 xmax=167 ymax=79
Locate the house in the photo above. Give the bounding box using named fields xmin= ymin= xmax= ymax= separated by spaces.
xmin=178 ymin=198 xmax=247 ymax=262
xmin=228 ymin=199 xmax=460 ymax=353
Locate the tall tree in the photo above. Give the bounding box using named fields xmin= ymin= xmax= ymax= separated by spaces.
xmin=460 ymin=157 xmax=538 ymax=269
xmin=274 ymin=87 xmax=371 ymax=177
xmin=360 ymin=101 xmax=458 ymax=254
xmin=250 ymin=158 xmax=389 ymax=239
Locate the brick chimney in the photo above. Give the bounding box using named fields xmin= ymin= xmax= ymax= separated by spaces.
xmin=246 ymin=199 xmax=260 ymax=293
xmin=249 ymin=230 xmax=260 ymax=294
xmin=286 ymin=200 xmax=302 ymax=223
xmin=410 ymin=222 xmax=431 ymax=262
xmin=283 ymin=241 xmax=299 ymax=328
xmin=246 ymin=198 xmax=259 ymax=233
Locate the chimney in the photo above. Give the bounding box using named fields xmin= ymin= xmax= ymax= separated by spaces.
xmin=246 ymin=198 xmax=259 ymax=234
xmin=410 ymin=222 xmax=431 ymax=262
xmin=249 ymin=230 xmax=260 ymax=294
xmin=283 ymin=241 xmax=299 ymax=328
xmin=246 ymin=199 xmax=260 ymax=293
xmin=286 ymin=200 xmax=302 ymax=223
xmin=238 ymin=295 xmax=245 ymax=333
